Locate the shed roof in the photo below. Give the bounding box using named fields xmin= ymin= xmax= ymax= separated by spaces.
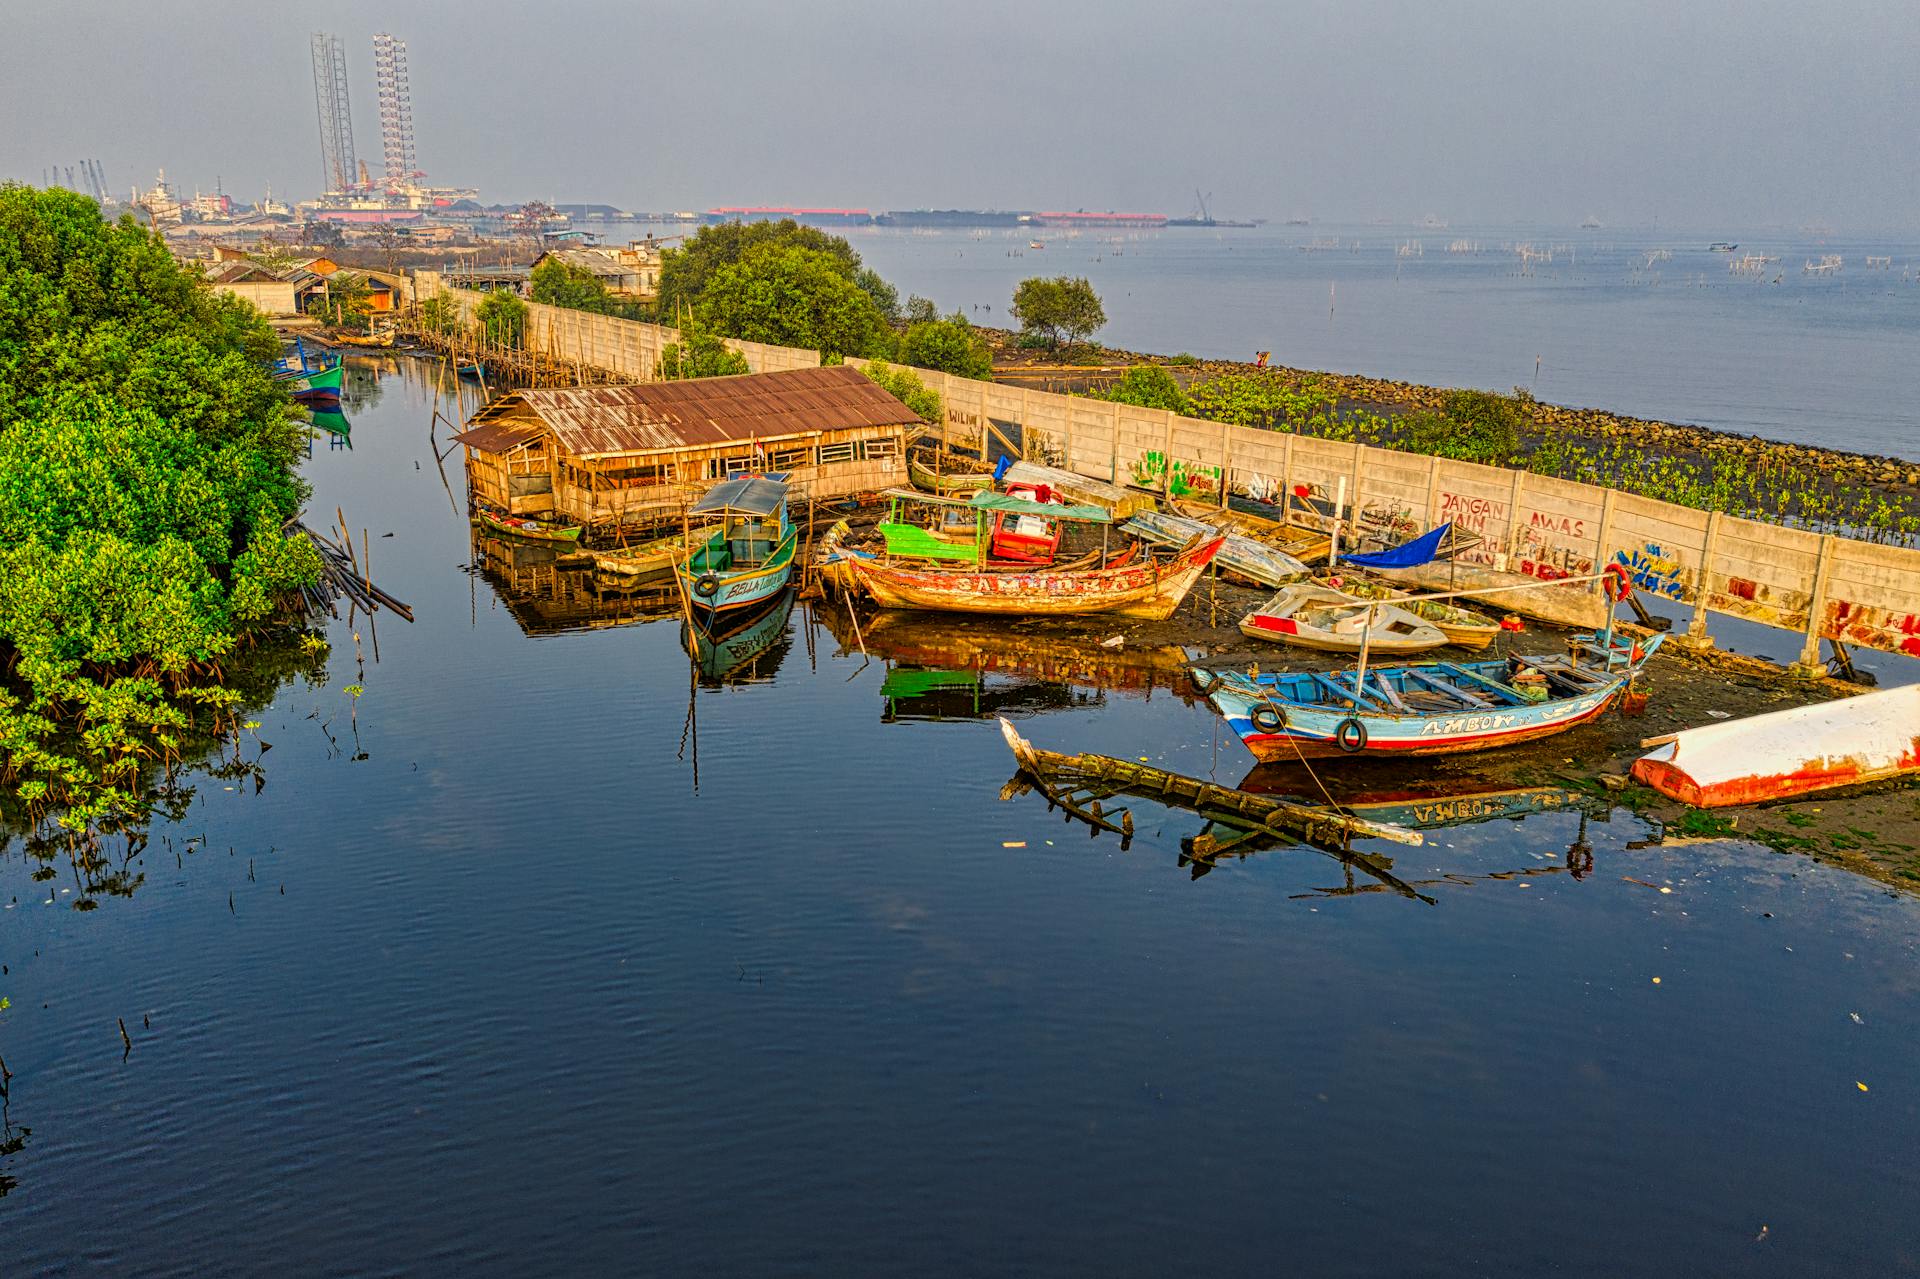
xmin=468 ymin=365 xmax=922 ymax=460
xmin=452 ymin=417 xmax=547 ymax=456
xmin=534 ymin=248 xmax=634 ymax=279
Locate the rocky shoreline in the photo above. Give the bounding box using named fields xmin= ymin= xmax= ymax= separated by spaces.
xmin=982 ymin=330 xmax=1920 ymax=499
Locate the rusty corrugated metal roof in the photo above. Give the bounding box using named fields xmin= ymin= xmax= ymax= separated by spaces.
xmin=452 ymin=417 xmax=547 ymax=455
xmin=501 ymin=365 xmax=922 ymax=459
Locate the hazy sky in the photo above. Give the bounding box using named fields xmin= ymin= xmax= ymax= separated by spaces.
xmin=5 ymin=0 xmax=1916 ymax=227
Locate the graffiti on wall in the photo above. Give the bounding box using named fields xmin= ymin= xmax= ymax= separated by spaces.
xmin=1130 ymin=451 xmax=1221 ymax=498
xmin=1827 ymin=600 xmax=1920 ymax=657
xmin=1613 ymin=543 xmax=1687 ymax=599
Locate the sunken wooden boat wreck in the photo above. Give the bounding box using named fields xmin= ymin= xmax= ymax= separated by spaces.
xmin=674 ymin=474 xmax=798 ymax=626
xmin=830 ymin=489 xmax=1225 ymax=621
xmin=1632 ymin=682 xmax=1920 ymax=807
xmin=1195 ymin=631 xmax=1663 ymax=760
xmin=1239 ymin=584 xmax=1449 ymax=655
xmin=1122 ymin=509 xmax=1311 ymax=589
xmin=996 ymin=719 xmax=1435 ymax=896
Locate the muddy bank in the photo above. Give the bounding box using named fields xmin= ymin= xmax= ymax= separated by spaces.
xmin=828 ymin=571 xmax=1919 ymax=892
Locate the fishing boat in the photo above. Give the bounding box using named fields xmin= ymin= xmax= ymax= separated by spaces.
xmin=591 ymin=529 xmax=697 ymax=580
xmin=836 ymin=489 xmax=1224 ymax=620
xmin=1123 ymin=509 xmax=1309 ymax=589
xmin=675 ymin=474 xmax=798 ymax=625
xmin=1313 ymin=575 xmax=1501 ymax=651
xmin=474 ymin=507 xmax=583 ymax=543
xmin=908 ymin=455 xmax=993 ymax=496
xmin=1240 ymin=584 xmax=1449 ymax=655
xmin=1194 ymin=631 xmax=1662 ymax=760
xmin=1000 ymin=461 xmax=1157 ymax=519
xmin=1632 ymin=683 xmax=1920 ymax=807
xmin=283 ymin=361 xmax=345 ymax=396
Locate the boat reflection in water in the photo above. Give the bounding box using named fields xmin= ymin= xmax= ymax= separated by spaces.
xmin=818 ymin=608 xmax=1198 ymax=722
xmin=683 ymin=590 xmax=796 ymax=686
xmin=471 ymin=530 xmax=681 ymax=637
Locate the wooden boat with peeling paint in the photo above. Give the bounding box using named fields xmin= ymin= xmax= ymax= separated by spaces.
xmin=908 ymin=455 xmax=993 ymax=496
xmin=1632 ymin=684 xmax=1920 ymax=807
xmin=1195 ymin=632 xmax=1661 ymax=760
xmin=1313 ymin=575 xmax=1502 ymax=651
xmin=848 ymin=534 xmax=1224 ymax=620
xmin=1239 ymin=584 xmax=1449 ymax=655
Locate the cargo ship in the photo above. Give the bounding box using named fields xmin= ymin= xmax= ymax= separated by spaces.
xmin=1032 ymin=211 xmax=1168 ymax=229
xmin=878 ymin=209 xmax=1033 ymax=228
xmin=704 ymin=206 xmax=874 ymax=226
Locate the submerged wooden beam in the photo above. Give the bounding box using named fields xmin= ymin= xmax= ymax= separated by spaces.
xmin=997 ymin=718 xmax=1422 ymax=848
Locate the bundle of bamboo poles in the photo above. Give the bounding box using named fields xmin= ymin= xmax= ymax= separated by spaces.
xmin=290 ymin=510 xmax=415 ymax=622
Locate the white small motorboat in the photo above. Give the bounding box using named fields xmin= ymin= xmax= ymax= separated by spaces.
xmin=1238 ymin=584 xmax=1449 ymax=655
xmin=1632 ymin=683 xmax=1920 ymax=807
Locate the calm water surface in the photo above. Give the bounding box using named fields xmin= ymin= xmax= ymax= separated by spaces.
xmin=2 ymin=368 xmax=1918 ymax=1276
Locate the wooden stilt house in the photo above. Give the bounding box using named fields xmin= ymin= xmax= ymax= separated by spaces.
xmin=453 ymin=365 xmax=922 ymax=538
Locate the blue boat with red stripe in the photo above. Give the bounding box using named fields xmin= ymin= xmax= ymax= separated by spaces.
xmin=1193 ymin=630 xmax=1662 ymax=761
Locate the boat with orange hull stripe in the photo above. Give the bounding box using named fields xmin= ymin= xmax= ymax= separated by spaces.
xmin=1632 ymin=684 xmax=1920 ymax=807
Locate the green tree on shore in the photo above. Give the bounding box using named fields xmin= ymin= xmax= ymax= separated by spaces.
xmin=1010 ymin=276 xmax=1105 ymax=350
xmin=529 ymin=257 xmax=617 ymax=315
xmin=657 ymin=317 xmax=750 ymax=379
xmin=477 ymin=289 xmax=528 ymax=347
xmin=698 ymin=243 xmax=891 ymax=360
xmin=0 ymin=183 xmax=320 ymax=825
xmin=1097 ymin=365 xmax=1190 ymax=413
xmin=899 ymin=311 xmax=993 ymax=380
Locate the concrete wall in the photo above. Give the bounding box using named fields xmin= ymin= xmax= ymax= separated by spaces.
xmin=214 ymin=279 xmax=300 ymax=317
xmin=414 ymin=271 xmax=1920 ymax=662
xmin=416 ymin=272 xmax=816 ymax=377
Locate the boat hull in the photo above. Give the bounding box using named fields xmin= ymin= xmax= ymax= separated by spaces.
xmin=908 ymin=457 xmax=992 ymax=495
xmin=1631 ymin=684 xmax=1920 ymax=807
xmin=476 ymin=514 xmax=582 ymax=543
xmin=1202 ymin=662 xmax=1631 ymax=760
xmin=677 ymin=531 xmax=798 ymax=621
xmin=847 ymin=536 xmax=1224 ymax=620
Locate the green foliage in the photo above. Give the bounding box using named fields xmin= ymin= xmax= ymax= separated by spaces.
xmin=855 ymin=267 xmax=901 ymax=324
xmin=1167 ymin=352 xmax=1200 ymax=366
xmin=697 ymin=243 xmax=891 ymax=360
xmin=899 ymin=312 xmax=993 ymax=380
xmin=311 ymin=272 xmax=372 ymax=328
xmin=476 ymin=289 xmax=528 ymax=347
xmin=1098 ymin=365 xmax=1190 ymax=413
xmin=904 ymin=294 xmax=939 ymax=325
xmin=1433 ymin=389 xmax=1522 ymax=464
xmin=657 ymin=317 xmax=750 ymax=379
xmin=656 ymin=219 xmax=864 ymax=318
xmin=860 ymin=361 xmax=942 ymax=424
xmin=0 ymin=182 xmax=319 ymax=826
xmin=417 ymin=294 xmax=457 ymax=333
xmin=1009 ymin=276 xmax=1106 ymax=349
xmin=1184 ymin=371 xmax=1332 ymax=429
xmin=529 ymin=258 xmax=616 ymax=315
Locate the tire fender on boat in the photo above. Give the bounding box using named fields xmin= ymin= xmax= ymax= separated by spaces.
xmin=1250 ymin=703 xmax=1287 ymax=734
xmin=693 ymin=572 xmax=721 ymax=599
xmin=1190 ymin=668 xmax=1220 ymax=694
xmin=1335 ymin=716 xmax=1369 ymax=753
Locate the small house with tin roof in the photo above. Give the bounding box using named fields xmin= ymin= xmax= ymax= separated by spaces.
xmin=452 ymin=364 xmax=921 ymax=536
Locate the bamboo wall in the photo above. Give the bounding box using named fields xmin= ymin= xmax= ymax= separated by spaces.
xmin=416 ymin=273 xmax=1920 ymax=663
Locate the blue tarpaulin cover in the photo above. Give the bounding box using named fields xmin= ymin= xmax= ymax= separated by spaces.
xmin=1341 ymin=522 xmax=1452 ymax=569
